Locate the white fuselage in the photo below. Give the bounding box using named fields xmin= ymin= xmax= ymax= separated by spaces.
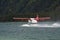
xmin=28 ymin=18 xmax=37 ymax=24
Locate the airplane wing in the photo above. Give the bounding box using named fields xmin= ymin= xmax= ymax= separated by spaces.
xmin=13 ymin=17 xmax=29 ymax=20
xmin=39 ymin=17 xmax=50 ymax=20
xmin=13 ymin=17 xmax=50 ymax=21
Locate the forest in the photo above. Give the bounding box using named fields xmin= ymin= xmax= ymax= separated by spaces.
xmin=0 ymin=0 xmax=60 ymax=21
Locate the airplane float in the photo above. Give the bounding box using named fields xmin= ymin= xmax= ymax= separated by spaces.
xmin=13 ymin=15 xmax=50 ymax=24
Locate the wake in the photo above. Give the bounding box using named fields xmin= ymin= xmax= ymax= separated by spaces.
xmin=21 ymin=22 xmax=60 ymax=27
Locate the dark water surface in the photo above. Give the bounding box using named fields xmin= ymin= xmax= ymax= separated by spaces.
xmin=0 ymin=22 xmax=60 ymax=40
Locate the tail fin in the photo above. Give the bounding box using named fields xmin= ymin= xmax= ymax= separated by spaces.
xmin=35 ymin=14 xmax=39 ymax=21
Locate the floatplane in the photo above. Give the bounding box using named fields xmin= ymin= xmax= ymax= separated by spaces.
xmin=13 ymin=15 xmax=50 ymax=27
xmin=13 ymin=15 xmax=50 ymax=23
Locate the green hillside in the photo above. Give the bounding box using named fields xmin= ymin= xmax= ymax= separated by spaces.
xmin=0 ymin=0 xmax=60 ymax=21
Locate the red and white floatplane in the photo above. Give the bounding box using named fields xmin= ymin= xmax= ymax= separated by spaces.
xmin=13 ymin=15 xmax=51 ymax=27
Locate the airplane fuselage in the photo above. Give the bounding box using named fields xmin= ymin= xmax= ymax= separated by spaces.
xmin=28 ymin=18 xmax=38 ymax=24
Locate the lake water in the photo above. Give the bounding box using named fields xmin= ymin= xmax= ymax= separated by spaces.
xmin=0 ymin=22 xmax=60 ymax=40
